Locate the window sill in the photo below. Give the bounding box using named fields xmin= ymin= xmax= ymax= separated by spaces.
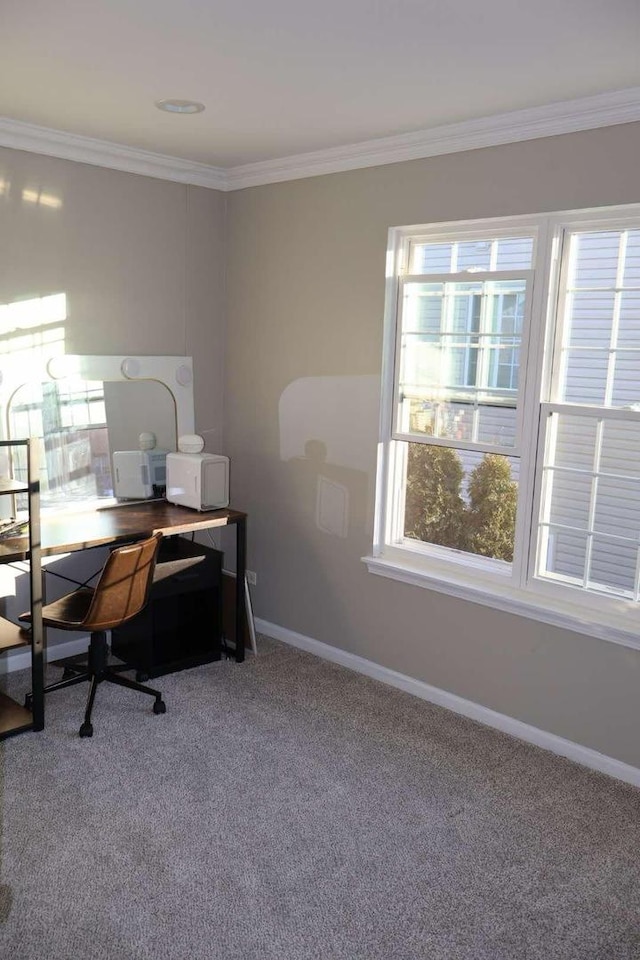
xmin=362 ymin=550 xmax=640 ymax=651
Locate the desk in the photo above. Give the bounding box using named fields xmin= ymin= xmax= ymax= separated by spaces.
xmin=1 ymin=501 xmax=247 ymax=730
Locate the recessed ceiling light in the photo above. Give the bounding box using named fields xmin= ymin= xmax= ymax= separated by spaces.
xmin=155 ymin=99 xmax=205 ymax=115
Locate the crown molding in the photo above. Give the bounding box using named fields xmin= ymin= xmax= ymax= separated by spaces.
xmin=0 ymin=117 xmax=228 ymax=190
xmin=227 ymin=87 xmax=640 ymax=189
xmin=1 ymin=87 xmax=640 ymax=193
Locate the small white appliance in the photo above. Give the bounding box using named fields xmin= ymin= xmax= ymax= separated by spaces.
xmin=113 ymin=450 xmax=168 ymax=500
xmin=165 ymin=452 xmax=229 ymax=511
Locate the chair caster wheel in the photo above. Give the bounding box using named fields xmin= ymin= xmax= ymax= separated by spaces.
xmin=153 ymin=699 xmax=166 ymax=715
xmin=61 ymin=667 xmax=75 ymax=681
xmin=24 ymin=694 xmax=32 ymax=711
xmin=136 ymin=671 xmax=149 ymax=682
xmin=79 ymin=721 xmax=93 ymax=738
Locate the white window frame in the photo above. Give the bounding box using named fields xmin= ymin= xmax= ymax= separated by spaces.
xmin=393 ymin=268 xmax=533 ymax=453
xmin=365 ymin=204 xmax=640 ymax=650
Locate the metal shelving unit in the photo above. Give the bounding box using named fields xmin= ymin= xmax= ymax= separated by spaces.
xmin=0 ymin=439 xmax=43 ymax=739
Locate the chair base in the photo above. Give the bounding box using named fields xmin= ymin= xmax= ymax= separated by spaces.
xmin=25 ymin=631 xmax=166 ymax=737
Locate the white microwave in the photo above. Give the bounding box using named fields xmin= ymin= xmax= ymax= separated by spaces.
xmin=165 ymin=452 xmax=229 ymax=511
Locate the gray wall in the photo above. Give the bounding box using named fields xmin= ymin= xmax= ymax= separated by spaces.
xmin=0 ymin=146 xmax=227 ymax=451
xmin=225 ymin=123 xmax=640 ymax=768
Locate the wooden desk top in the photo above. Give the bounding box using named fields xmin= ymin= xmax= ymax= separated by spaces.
xmin=0 ymin=501 xmax=246 ymax=562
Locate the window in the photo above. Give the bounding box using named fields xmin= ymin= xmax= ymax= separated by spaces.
xmin=368 ymin=206 xmax=640 ymax=646
xmin=9 ymin=376 xmax=113 ymax=507
xmin=0 ymin=293 xmax=113 ymax=508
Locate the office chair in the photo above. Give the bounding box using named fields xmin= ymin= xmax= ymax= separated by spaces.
xmin=22 ymin=533 xmax=166 ymax=738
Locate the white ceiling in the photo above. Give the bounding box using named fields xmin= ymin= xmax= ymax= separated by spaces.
xmin=1 ymin=0 xmax=639 ymax=176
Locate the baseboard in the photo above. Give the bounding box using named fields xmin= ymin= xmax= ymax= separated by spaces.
xmin=2 ymin=636 xmax=89 ymax=674
xmin=254 ymin=617 xmax=640 ymax=789
xmin=6 ymin=617 xmax=639 ymax=788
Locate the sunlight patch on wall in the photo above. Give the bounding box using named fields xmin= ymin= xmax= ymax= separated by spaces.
xmin=21 ymin=187 xmax=62 ymax=210
xmin=279 ymin=375 xmax=379 ymax=472
xmin=0 ymin=291 xmax=66 ymax=331
xmin=278 ymin=375 xmax=379 ymax=538
xmin=0 ymin=293 xmax=66 ymax=378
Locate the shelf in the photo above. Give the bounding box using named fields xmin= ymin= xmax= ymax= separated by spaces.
xmin=0 ymin=539 xmax=28 ymax=563
xmin=0 ymin=479 xmax=29 ymax=495
xmin=0 ymin=617 xmax=30 ymax=653
xmin=0 ymin=438 xmax=43 ymax=738
xmin=0 ymin=690 xmax=33 ymax=739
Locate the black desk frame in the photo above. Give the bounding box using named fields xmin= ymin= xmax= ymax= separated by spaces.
xmin=0 ymin=501 xmax=248 ymax=731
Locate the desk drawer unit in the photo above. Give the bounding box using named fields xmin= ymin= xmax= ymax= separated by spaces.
xmin=111 ymin=536 xmax=223 ymax=679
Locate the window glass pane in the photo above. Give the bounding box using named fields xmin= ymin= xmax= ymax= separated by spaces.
xmin=600 ymin=419 xmax=640 ymax=478
xmin=541 ymin=521 xmax=640 ymax=599
xmin=405 ymin=399 xmax=474 ymax=442
xmin=539 ymin=411 xmax=640 ymax=598
xmin=588 ymin=539 xmax=638 ymax=596
xmin=446 ymin=344 xmax=478 ymax=387
xmin=618 ymin=292 xmax=640 ymax=347
xmin=561 ymin=349 xmax=609 ymax=405
xmin=540 ymin=528 xmax=587 ymax=585
xmin=450 ymin=287 xmax=481 ymax=333
xmin=570 ymin=231 xmax=621 ymax=289
xmin=409 ymin=235 xmax=533 ymax=275
xmin=551 ymin=414 xmax=598 ymax=470
xmin=611 ymin=353 xmax=640 ymax=407
xmin=8 ymin=378 xmax=111 ymax=508
xmin=622 ymin=230 xmax=640 ymax=286
xmin=546 ymin=468 xmax=592 ymax=530
xmin=409 ymin=242 xmax=454 ymax=275
xmin=486 ymin=342 xmax=520 ymax=391
xmin=593 ymin=476 xmax=640 ymax=540
xmin=399 ymin=336 xmax=442 ymax=396
xmin=488 ymin=286 xmax=525 ymax=335
xmin=401 ymin=282 xmax=443 ymax=333
xmin=457 ymin=241 xmax=491 ymax=272
xmin=566 ymin=291 xmax=615 ymax=348
xmin=404 ymin=400 xmax=517 ymax=447
xmin=476 ymin=405 xmax=517 ymax=446
xmin=398 ymin=278 xmax=524 ymax=445
xmin=558 ymin=231 xmax=640 ymax=409
xmin=495 ymin=237 xmax=534 ymax=271
xmin=404 ymin=445 xmax=518 ymax=562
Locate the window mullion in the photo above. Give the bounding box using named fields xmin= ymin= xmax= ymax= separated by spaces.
xmin=514 ymin=222 xmax=556 ymax=591
xmin=473 ymin=280 xmax=494 ymax=441
xmin=549 ymin=230 xmax=574 ymax=403
xmin=603 ymin=230 xmax=627 ymax=406
xmin=582 ymin=418 xmax=604 ymax=588
xmin=534 ymin=409 xmax=557 ymax=582
xmin=439 ymin=283 xmax=456 ymax=437
xmin=633 ymin=543 xmax=640 ymax=603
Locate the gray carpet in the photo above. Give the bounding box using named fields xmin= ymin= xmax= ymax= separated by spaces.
xmin=1 ymin=636 xmax=639 ymax=960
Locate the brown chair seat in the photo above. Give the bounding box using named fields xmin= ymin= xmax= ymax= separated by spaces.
xmin=23 ymin=587 xmax=95 ymax=630
xmin=21 ymin=533 xmax=166 ymax=738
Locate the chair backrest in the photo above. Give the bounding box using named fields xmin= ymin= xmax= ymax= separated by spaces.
xmin=83 ymin=533 xmax=162 ymax=631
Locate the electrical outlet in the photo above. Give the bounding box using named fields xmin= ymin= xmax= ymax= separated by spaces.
xmin=246 ymin=570 xmax=257 ymax=586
